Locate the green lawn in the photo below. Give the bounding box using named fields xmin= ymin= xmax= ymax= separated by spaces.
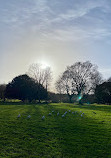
xmin=0 ymin=102 xmax=111 ymax=158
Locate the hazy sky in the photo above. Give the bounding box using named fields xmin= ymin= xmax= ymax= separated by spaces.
xmin=1 ymin=0 xmax=111 ymax=89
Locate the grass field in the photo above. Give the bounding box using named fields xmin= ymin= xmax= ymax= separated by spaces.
xmin=0 ymin=102 xmax=111 ymax=158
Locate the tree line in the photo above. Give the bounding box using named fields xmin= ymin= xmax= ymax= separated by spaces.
xmin=0 ymin=61 xmax=111 ymax=104
xmin=0 ymin=63 xmax=52 ymax=103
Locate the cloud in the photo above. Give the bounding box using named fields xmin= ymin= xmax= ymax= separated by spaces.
xmin=41 ymin=26 xmax=111 ymax=44
xmin=99 ymin=68 xmax=111 ymax=79
xmin=49 ymin=0 xmax=106 ymax=22
xmin=1 ymin=0 xmax=111 ymax=44
xmin=0 ymin=0 xmax=110 ymax=32
xmin=1 ymin=0 xmax=111 ymax=84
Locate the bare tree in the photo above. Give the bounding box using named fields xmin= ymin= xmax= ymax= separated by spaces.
xmin=55 ymin=75 xmax=70 ymax=102
xmin=28 ymin=63 xmax=52 ymax=90
xmin=56 ymin=61 xmax=102 ymax=103
xmin=55 ymin=76 xmax=65 ymax=94
xmin=28 ymin=63 xmax=52 ymax=102
xmin=56 ymin=71 xmax=76 ymax=103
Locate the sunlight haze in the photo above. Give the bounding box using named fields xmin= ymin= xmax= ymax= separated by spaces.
xmin=1 ymin=0 xmax=111 ymax=91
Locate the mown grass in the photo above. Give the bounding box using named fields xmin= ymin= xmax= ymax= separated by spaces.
xmin=0 ymin=102 xmax=111 ymax=158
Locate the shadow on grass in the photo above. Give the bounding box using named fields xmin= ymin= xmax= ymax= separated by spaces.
xmin=0 ymin=103 xmax=111 ymax=158
xmin=39 ymin=103 xmax=111 ymax=157
xmin=51 ymin=102 xmax=111 ymax=113
xmin=77 ymin=104 xmax=111 ymax=113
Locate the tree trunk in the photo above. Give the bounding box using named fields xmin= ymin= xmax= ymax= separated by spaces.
xmin=45 ymin=85 xmax=48 ymax=103
xmin=38 ymin=99 xmax=41 ymax=103
xmin=68 ymin=95 xmax=73 ymax=103
xmin=79 ymin=100 xmax=83 ymax=105
xmin=3 ymin=97 xmax=6 ymax=102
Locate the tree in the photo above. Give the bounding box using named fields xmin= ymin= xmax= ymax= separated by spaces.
xmin=0 ymin=84 xmax=6 ymax=101
xmin=107 ymin=77 xmax=111 ymax=82
xmin=28 ymin=63 xmax=52 ymax=102
xmin=56 ymin=73 xmax=75 ymax=103
xmin=28 ymin=63 xmax=52 ymax=90
xmin=55 ymin=76 xmax=66 ymax=102
xmin=5 ymin=74 xmax=47 ymax=102
xmin=56 ymin=61 xmax=102 ymax=103
xmin=95 ymin=82 xmax=111 ymax=104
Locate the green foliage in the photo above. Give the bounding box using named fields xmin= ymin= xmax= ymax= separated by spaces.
xmin=5 ymin=74 xmax=47 ymax=102
xmin=95 ymin=82 xmax=111 ymax=104
xmin=0 ymin=102 xmax=111 ymax=157
xmin=0 ymin=84 xmax=6 ymax=101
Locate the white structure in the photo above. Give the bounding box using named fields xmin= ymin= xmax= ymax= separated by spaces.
xmin=27 ymin=115 xmax=31 ymax=118
xmin=42 ymin=116 xmax=45 ymax=120
xmin=17 ymin=114 xmax=21 ymax=118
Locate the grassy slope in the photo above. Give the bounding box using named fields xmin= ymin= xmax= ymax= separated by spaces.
xmin=0 ymin=102 xmax=111 ymax=158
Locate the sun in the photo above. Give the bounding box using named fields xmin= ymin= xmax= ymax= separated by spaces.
xmin=40 ymin=61 xmax=50 ymax=69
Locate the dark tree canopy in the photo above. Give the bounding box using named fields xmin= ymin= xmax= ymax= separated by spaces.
xmin=56 ymin=61 xmax=102 ymax=103
xmin=95 ymin=82 xmax=111 ymax=104
xmin=5 ymin=74 xmax=47 ymax=102
xmin=0 ymin=84 xmax=6 ymax=101
xmin=107 ymin=77 xmax=111 ymax=82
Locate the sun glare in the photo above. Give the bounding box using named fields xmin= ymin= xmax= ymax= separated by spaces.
xmin=40 ymin=62 xmax=50 ymax=69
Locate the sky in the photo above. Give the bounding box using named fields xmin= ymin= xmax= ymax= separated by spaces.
xmin=1 ymin=0 xmax=111 ymax=91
